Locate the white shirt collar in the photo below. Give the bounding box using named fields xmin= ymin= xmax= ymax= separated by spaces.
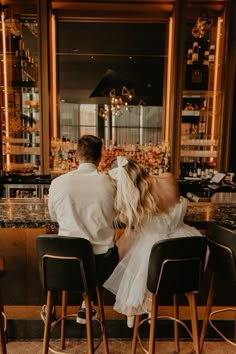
xmin=77 ymin=163 xmax=98 ymax=174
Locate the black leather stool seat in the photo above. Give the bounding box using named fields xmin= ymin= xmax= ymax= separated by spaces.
xmin=200 ymin=222 xmax=236 ymax=351
xmin=36 ymin=235 xmax=109 ymax=354
xmin=131 ymin=236 xmax=207 ymax=354
xmin=0 ymin=255 xmax=7 ymax=354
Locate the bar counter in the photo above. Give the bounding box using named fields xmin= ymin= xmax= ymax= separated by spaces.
xmin=0 ymin=196 xmax=235 ymax=303
xmin=0 ymin=197 xmax=236 ymax=229
xmin=0 ymin=197 xmax=236 ymax=340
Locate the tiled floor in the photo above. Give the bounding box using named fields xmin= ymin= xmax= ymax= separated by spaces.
xmin=5 ymin=339 xmax=236 ymax=353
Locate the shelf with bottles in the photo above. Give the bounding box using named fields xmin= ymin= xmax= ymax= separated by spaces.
xmin=2 ymin=146 xmax=40 ymax=155
xmin=179 ymin=14 xmax=225 ymax=172
xmin=0 ymin=19 xmax=40 ymax=175
xmin=50 ymin=137 xmax=171 ymax=175
xmin=181 ymin=139 xmax=218 ymax=146
xmin=180 ymin=160 xmax=217 ymax=180
xmin=184 ymin=35 xmax=217 ymax=92
xmin=101 ymin=142 xmax=170 ymax=175
xmin=11 ymin=39 xmax=38 ymax=88
xmin=180 ymin=150 xmax=217 ymax=158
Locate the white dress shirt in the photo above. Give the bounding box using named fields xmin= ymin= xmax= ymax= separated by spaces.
xmin=48 ymin=163 xmax=115 ymax=254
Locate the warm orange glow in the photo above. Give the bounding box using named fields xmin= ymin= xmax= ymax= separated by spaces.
xmin=164 ymin=17 xmax=173 ymax=144
xmin=50 ymin=13 xmax=57 ymax=138
xmin=211 ymin=17 xmax=223 ymax=159
xmin=1 ymin=11 xmax=10 ymax=170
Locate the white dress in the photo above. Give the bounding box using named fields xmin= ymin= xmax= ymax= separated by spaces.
xmin=103 ymin=198 xmax=202 ymax=316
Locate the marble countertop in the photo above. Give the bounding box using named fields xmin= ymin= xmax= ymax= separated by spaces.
xmin=0 ymin=198 xmax=236 ymax=230
xmin=0 ymin=199 xmax=58 ymax=229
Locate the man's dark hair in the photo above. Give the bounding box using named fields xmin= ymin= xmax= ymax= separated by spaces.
xmin=78 ymin=135 xmax=103 ymax=164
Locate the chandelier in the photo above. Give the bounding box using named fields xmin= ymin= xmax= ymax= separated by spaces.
xmin=99 ymin=86 xmax=135 ymax=119
xmin=192 ymin=12 xmax=212 ymax=38
xmin=4 ymin=17 xmax=22 ymax=37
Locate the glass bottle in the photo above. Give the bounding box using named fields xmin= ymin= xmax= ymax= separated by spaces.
xmin=209 ymin=45 xmax=215 ymax=63
xmin=192 ymin=42 xmax=199 ymax=64
xmin=187 ymin=49 xmax=193 ymax=65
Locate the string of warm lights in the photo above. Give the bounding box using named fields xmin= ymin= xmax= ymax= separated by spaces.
xmin=99 ymin=85 xmax=135 ymax=119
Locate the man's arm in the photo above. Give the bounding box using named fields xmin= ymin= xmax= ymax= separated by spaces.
xmin=48 ymin=184 xmax=58 ymax=222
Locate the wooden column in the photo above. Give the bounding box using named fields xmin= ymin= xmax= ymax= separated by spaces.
xmin=220 ymin=0 xmax=236 ymax=172
xmin=169 ymin=0 xmax=187 ymax=178
xmin=37 ymin=0 xmax=50 ymax=175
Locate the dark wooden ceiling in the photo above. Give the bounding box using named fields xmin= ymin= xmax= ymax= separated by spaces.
xmin=0 ymin=1 xmax=226 ymax=20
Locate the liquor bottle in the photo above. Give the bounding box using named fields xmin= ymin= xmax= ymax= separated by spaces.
xmin=187 ymin=49 xmax=193 ymax=65
xmin=188 ymin=161 xmax=193 ymax=177
xmin=193 ymin=162 xmax=198 ymax=178
xmin=197 ymin=162 xmax=202 ymax=178
xmin=198 ymin=111 xmax=207 ymax=139
xmin=203 ymin=50 xmax=209 ymax=65
xmin=192 ymin=42 xmax=199 ymax=64
xmin=209 ymin=45 xmax=215 ymax=63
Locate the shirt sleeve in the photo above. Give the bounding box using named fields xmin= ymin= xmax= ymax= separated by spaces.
xmin=48 ymin=183 xmax=58 ymax=222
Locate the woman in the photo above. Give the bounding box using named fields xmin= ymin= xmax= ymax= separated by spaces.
xmin=103 ymin=156 xmax=202 ymax=326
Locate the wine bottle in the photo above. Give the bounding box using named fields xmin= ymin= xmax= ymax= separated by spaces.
xmin=209 ymin=44 xmax=215 ymax=63
xmin=187 ymin=49 xmax=193 ymax=65
xmin=203 ymin=50 xmax=209 ymax=65
xmin=198 ymin=111 xmax=207 ymax=139
xmin=192 ymin=42 xmax=199 ymax=64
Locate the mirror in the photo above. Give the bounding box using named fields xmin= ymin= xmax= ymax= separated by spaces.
xmin=56 ymin=21 xmax=167 ymax=147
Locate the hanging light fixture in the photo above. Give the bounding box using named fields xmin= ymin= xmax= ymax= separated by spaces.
xmin=99 ymin=86 xmax=135 ymax=119
xmin=4 ymin=17 xmax=22 ymax=37
xmin=192 ymin=12 xmax=213 ymax=38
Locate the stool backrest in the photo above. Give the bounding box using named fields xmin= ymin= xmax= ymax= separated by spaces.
xmin=0 ymin=256 xmax=5 ymax=278
xmin=36 ymin=235 xmax=97 ymax=293
xmin=147 ymin=236 xmax=207 ymax=296
xmin=206 ymin=222 xmax=236 ymax=282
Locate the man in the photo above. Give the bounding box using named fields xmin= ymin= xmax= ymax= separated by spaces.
xmin=48 ymin=135 xmax=118 ymax=324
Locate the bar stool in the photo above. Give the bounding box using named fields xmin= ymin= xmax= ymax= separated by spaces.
xmin=200 ymin=222 xmax=236 ymax=351
xmin=36 ymin=235 xmax=109 ymax=354
xmin=0 ymin=256 xmax=7 ymax=354
xmin=131 ymin=236 xmax=207 ymax=354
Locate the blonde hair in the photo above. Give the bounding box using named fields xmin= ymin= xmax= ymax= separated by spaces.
xmin=109 ymin=157 xmax=164 ymax=233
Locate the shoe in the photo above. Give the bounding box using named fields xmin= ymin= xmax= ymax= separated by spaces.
xmin=40 ymin=305 xmax=57 ymax=326
xmin=127 ymin=316 xmax=134 ymax=328
xmin=76 ymin=306 xmax=97 ymax=324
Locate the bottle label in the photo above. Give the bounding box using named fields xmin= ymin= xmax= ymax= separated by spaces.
xmin=199 ymin=122 xmax=206 ymax=133
xmin=209 ymin=55 xmax=215 ymax=62
xmin=191 ymin=68 xmax=202 ymax=83
xmin=192 ymin=53 xmax=199 ymax=62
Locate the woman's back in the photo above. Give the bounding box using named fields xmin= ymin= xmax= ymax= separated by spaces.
xmin=147 ymin=172 xmax=179 ymax=213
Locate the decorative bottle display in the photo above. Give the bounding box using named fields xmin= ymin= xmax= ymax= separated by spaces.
xmin=179 ymin=10 xmax=225 ymax=178
xmin=180 ymin=161 xmax=216 ymax=179
xmin=12 ymin=38 xmax=38 ymax=87
xmin=50 ymin=137 xmax=170 ymax=176
xmin=0 ymin=16 xmax=40 ymax=175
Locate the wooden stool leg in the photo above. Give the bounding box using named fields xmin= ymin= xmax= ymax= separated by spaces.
xmin=96 ymin=286 xmax=109 ymax=354
xmin=42 ymin=291 xmax=54 ymax=354
xmin=61 ymin=291 xmax=67 ymax=350
xmin=173 ymin=294 xmax=180 ymax=353
xmin=234 ymin=311 xmax=236 ymax=340
xmin=200 ymin=273 xmax=215 ymax=352
xmin=0 ymin=304 xmax=6 ymax=354
xmin=186 ymin=292 xmax=200 ymax=354
xmin=148 ymin=294 xmax=157 ymax=354
xmin=84 ymin=294 xmax=94 ymax=354
xmin=131 ymin=315 xmax=140 ymax=354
